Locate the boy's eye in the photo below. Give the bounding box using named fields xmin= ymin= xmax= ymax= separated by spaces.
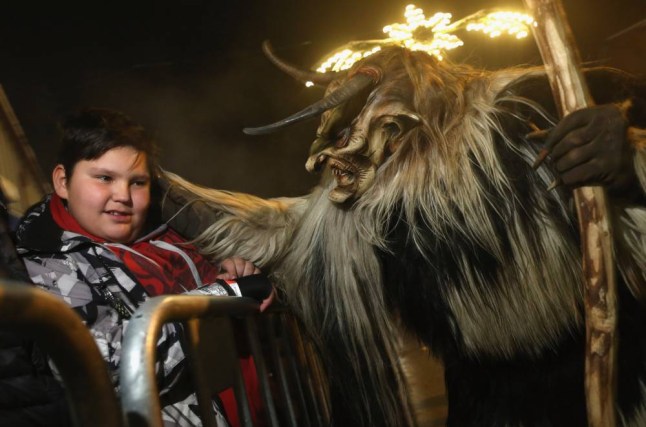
xmin=96 ymin=175 xmax=112 ymax=182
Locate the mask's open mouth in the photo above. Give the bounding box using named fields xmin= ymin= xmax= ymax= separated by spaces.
xmin=306 ymin=152 xmax=360 ymax=203
xmin=329 ymin=158 xmax=357 ymax=189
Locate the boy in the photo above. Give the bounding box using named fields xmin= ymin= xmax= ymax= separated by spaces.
xmin=15 ymin=108 xmax=271 ymax=426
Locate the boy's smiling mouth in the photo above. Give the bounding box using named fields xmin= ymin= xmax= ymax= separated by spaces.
xmin=105 ymin=210 xmax=132 ymax=220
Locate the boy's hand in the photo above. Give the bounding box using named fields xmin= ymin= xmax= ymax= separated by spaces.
xmin=217 ymin=257 xmax=260 ymax=280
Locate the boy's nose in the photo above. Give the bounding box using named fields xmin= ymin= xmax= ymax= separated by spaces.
xmin=112 ymin=182 xmax=132 ymax=202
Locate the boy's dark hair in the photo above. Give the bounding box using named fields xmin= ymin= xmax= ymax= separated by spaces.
xmin=57 ymin=108 xmax=159 ymax=177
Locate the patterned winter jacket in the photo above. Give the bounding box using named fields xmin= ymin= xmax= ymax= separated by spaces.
xmin=15 ymin=195 xmax=230 ymax=427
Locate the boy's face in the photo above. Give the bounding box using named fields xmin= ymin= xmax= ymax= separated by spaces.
xmin=53 ymin=146 xmax=151 ymax=243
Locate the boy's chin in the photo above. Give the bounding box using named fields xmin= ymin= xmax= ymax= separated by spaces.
xmin=101 ymin=228 xmax=139 ymax=244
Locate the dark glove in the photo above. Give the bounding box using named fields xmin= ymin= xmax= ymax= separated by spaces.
xmin=533 ymin=104 xmax=637 ymax=196
xmin=188 ymin=273 xmax=273 ymax=303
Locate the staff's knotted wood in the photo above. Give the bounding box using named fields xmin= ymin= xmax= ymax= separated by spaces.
xmin=522 ymin=1 xmax=618 ymax=426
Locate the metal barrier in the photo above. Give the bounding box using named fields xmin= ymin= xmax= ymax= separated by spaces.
xmin=0 ymin=279 xmax=124 ymax=427
xmin=258 ymin=306 xmax=330 ymax=427
xmin=120 ymin=295 xmax=330 ymax=427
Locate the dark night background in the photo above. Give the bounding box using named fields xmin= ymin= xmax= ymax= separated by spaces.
xmin=0 ymin=0 xmax=644 ymax=197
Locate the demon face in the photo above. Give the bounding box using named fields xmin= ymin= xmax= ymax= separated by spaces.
xmin=305 ymin=79 xmax=420 ymax=204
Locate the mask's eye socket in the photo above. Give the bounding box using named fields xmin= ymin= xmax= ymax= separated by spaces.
xmin=383 ymin=121 xmax=403 ymax=139
xmin=381 ymin=113 xmax=420 ymax=155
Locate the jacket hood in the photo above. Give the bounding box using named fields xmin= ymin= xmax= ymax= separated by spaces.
xmin=15 ymin=195 xmax=75 ymax=253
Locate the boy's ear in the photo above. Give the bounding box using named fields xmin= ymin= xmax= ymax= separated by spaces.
xmin=52 ymin=165 xmax=69 ymax=200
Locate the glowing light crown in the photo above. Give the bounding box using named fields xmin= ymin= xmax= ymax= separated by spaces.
xmin=312 ymin=4 xmax=535 ymax=75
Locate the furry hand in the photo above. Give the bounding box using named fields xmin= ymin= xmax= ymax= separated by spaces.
xmin=531 ymin=104 xmax=636 ymax=195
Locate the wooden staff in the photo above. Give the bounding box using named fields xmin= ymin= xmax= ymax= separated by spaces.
xmin=522 ymin=1 xmax=618 ymax=426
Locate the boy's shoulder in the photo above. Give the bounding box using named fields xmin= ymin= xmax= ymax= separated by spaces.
xmin=15 ymin=195 xmax=88 ymax=253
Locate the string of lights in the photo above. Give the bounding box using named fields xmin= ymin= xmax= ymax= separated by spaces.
xmin=311 ymin=4 xmax=536 ymax=78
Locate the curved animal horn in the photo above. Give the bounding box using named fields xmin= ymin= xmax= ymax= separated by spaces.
xmin=243 ymin=72 xmax=375 ymax=136
xmin=262 ymin=40 xmax=339 ymax=86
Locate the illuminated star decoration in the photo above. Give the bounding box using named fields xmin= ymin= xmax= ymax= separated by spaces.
xmin=307 ymin=4 xmax=535 ymax=85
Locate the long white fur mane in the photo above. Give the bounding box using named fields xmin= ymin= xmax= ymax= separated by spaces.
xmin=160 ymin=54 xmax=646 ymax=425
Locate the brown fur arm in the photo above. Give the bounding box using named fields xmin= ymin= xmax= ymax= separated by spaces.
xmin=159 ymin=170 xmax=308 ymax=269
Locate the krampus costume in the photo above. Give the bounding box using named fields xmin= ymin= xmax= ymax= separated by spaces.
xmin=161 ymin=47 xmax=646 ymax=426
